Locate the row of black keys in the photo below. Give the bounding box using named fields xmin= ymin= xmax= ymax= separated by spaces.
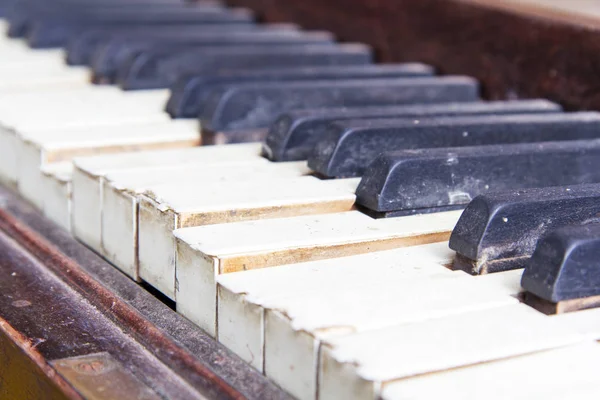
xmin=4 ymin=0 xmax=600 ymax=307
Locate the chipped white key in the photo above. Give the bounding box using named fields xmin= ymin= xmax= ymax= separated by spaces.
xmin=319 ymin=304 xmax=597 ymax=400
xmin=16 ymin=120 xmax=200 ymax=209
xmin=140 ymin=176 xmax=358 ymax=299
xmin=102 ymin=160 xmax=310 ymax=279
xmin=40 ymin=162 xmax=73 ymax=231
xmin=175 ymin=210 xmax=462 ymax=337
xmin=72 ymin=143 xmax=262 ymax=254
xmin=261 ymin=269 xmax=522 ymax=400
xmin=217 ymin=242 xmax=457 ymax=371
xmin=381 ymin=343 xmax=600 ymax=400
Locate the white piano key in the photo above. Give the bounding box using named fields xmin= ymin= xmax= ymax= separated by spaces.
xmin=262 ymin=269 xmax=522 ymax=400
xmin=553 ymin=306 xmax=600 ymax=338
xmin=0 ymin=67 xmax=91 ymax=91
xmin=140 ymin=176 xmax=358 ymax=299
xmin=0 ymin=89 xmax=171 ymax=131
xmin=174 ymin=210 xmax=462 ymax=337
xmin=0 ymin=45 xmax=67 ymax=66
xmin=16 ymin=120 xmax=201 ymax=209
xmin=0 ymin=125 xmax=18 ymax=188
xmin=102 ymin=161 xmax=309 ymax=280
xmin=217 ymin=242 xmax=457 ymax=371
xmin=319 ymin=304 xmax=597 ymax=400
xmin=381 ymin=343 xmax=600 ymax=400
xmin=40 ymin=162 xmax=73 ymax=231
xmin=72 ymin=144 xmax=262 ymax=254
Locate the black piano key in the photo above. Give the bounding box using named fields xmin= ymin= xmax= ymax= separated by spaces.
xmin=355 ymin=139 xmax=600 ymax=217
xmin=521 ymin=224 xmax=600 ymax=305
xmin=308 ymin=112 xmax=600 ymax=178
xmin=265 ymin=99 xmax=562 ymax=162
xmin=9 ymin=3 xmax=230 ymax=38
xmin=449 ymin=184 xmax=600 ymax=274
xmin=115 ymin=43 xmax=373 ymax=90
xmin=7 ymin=0 xmax=201 ymax=32
xmin=166 ymin=63 xmax=436 ymax=118
xmin=66 ymin=24 xmax=266 ymax=66
xmin=92 ymin=31 xmax=334 ymax=85
xmin=199 ymin=76 xmax=480 ymax=144
xmin=12 ymin=6 xmax=251 ymax=44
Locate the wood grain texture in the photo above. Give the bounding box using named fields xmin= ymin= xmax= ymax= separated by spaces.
xmin=224 ymin=0 xmax=600 ymax=111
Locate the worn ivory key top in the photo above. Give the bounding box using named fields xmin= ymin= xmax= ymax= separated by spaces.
xmin=71 ymin=143 xmax=262 ymax=253
xmin=319 ymin=303 xmax=600 ymax=400
xmin=260 ymin=268 xmax=521 ymax=400
xmin=16 ymin=120 xmax=201 ymax=209
xmin=174 ymin=209 xmax=462 ymax=337
xmin=381 ymin=343 xmax=600 ymax=400
xmin=101 ymin=160 xmax=310 ymax=280
xmin=217 ymin=242 xmax=457 ymax=371
xmin=140 ymin=176 xmax=359 ymax=299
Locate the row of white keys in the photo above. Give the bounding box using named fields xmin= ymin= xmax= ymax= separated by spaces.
xmin=320 ymin=304 xmax=600 ymax=400
xmin=0 ymin=81 xmax=183 ymax=191
xmin=174 ymin=210 xmax=462 ymax=337
xmin=139 ymin=175 xmax=358 ymax=298
xmin=103 ymin=159 xmax=312 ymax=279
xmin=71 ymin=143 xmax=263 ymax=254
xmin=215 ymin=242 xmax=522 ymax=399
xmin=15 ymin=119 xmax=201 ymax=209
xmin=382 ymin=343 xmax=600 ymax=400
xmin=216 ymin=242 xmax=458 ymax=370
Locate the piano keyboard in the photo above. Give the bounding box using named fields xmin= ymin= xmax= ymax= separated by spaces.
xmin=3 ymin=1 xmax=600 ymax=399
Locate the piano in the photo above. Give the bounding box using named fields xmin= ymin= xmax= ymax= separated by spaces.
xmin=2 ymin=0 xmax=600 ymax=399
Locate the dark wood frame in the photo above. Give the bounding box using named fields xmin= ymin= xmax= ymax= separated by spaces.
xmin=0 ymin=186 xmax=291 ymax=400
xmin=226 ymin=0 xmax=600 ymax=111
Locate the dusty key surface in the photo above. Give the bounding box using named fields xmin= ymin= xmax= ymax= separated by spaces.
xmin=260 ymin=269 xmax=522 ymax=400
xmin=16 ymin=120 xmax=200 ymax=209
xmin=101 ymin=161 xmax=310 ymax=279
xmin=139 ymin=176 xmax=358 ymax=298
xmin=356 ymin=138 xmax=600 ymax=216
xmin=381 ymin=343 xmax=600 ymax=400
xmin=217 ymin=242 xmax=457 ymax=370
xmin=200 ymin=76 xmax=479 ymax=144
xmin=119 ymin=43 xmax=372 ymax=93
xmin=450 ymin=184 xmax=600 ymax=274
xmin=71 ymin=143 xmax=262 ymax=253
xmin=174 ymin=210 xmax=462 ymax=336
xmin=308 ymin=112 xmax=600 ymax=178
xmin=168 ymin=63 xmax=435 ymax=118
xmin=263 ymin=99 xmax=562 ymax=162
xmin=319 ymin=303 xmax=596 ymax=400
xmin=522 ymin=223 xmax=600 ymax=312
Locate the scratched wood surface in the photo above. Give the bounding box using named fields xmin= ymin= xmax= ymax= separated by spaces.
xmin=0 ymin=185 xmax=291 ymax=400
